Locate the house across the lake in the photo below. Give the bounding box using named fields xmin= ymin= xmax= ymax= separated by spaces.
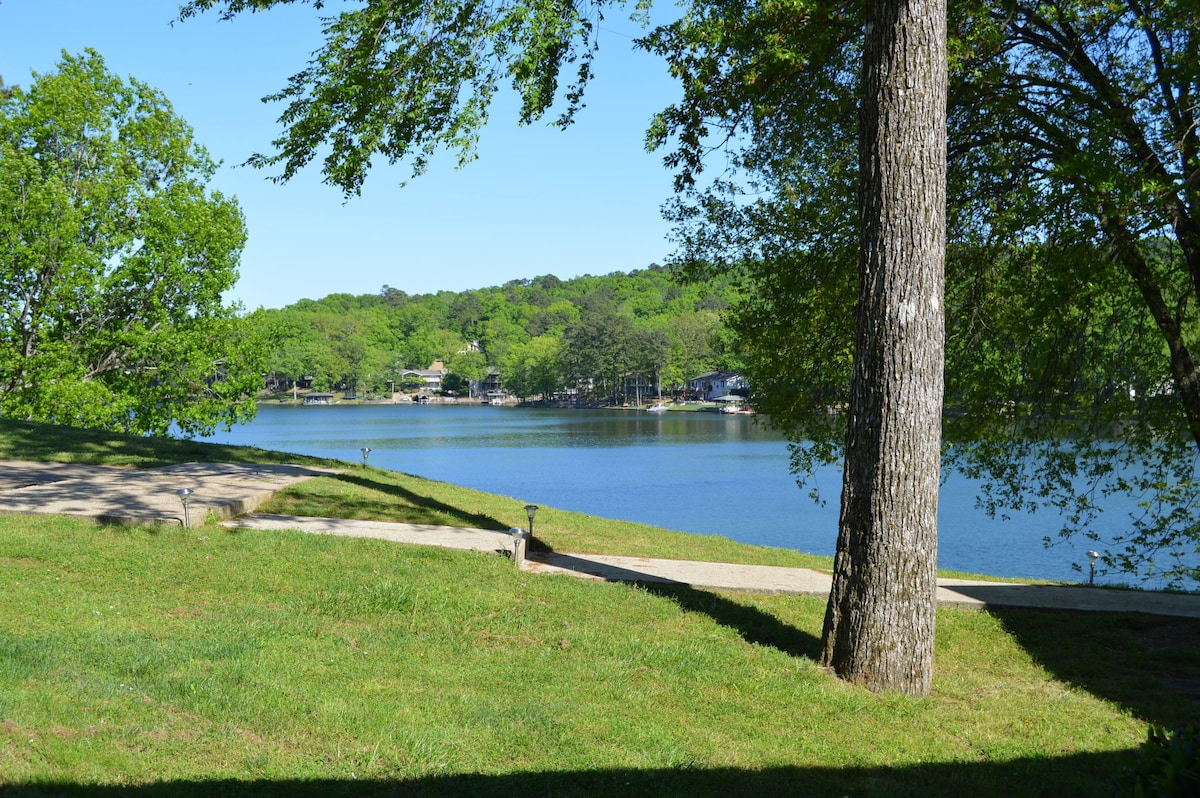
xmin=686 ymin=371 xmax=747 ymax=401
xmin=402 ymin=360 xmax=448 ymax=392
xmin=303 ymin=392 xmax=335 ymax=406
xmin=474 ymin=367 xmax=503 ymax=400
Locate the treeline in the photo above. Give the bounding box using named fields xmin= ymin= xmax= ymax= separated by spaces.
xmin=256 ymin=265 xmax=743 ymax=402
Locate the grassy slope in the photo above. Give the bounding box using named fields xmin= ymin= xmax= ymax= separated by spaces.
xmin=1 ymin=420 xmax=1196 ymax=795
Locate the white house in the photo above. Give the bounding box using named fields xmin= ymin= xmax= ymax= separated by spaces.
xmin=686 ymin=371 xmax=747 ymax=400
xmin=402 ymin=360 xmax=448 ymax=392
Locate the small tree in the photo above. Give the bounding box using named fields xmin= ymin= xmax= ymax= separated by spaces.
xmin=448 ymin=350 xmax=489 ymax=398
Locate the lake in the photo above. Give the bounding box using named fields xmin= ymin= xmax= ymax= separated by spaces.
xmin=202 ymin=403 xmax=1141 ymax=585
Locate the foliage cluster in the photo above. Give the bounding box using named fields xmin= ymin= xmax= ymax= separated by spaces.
xmin=0 ymin=52 xmax=265 ymax=436
xmin=1125 ymin=724 xmax=1200 ymax=798
xmin=256 ymin=266 xmax=743 ymax=403
xmin=179 ymin=0 xmax=612 ymax=196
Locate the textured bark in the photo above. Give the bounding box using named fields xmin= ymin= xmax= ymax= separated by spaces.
xmin=820 ymin=0 xmax=947 ymax=695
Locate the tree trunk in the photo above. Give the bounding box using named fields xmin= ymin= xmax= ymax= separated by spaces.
xmin=820 ymin=0 xmax=947 ymax=696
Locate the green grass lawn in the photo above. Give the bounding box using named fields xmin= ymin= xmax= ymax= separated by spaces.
xmin=0 ymin=420 xmax=1196 ymax=795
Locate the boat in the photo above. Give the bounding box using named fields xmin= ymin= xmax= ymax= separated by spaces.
xmin=646 ymin=402 xmax=668 ymax=413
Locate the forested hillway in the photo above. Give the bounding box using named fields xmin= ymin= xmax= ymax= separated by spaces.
xmin=254 ymin=265 xmax=744 ymax=404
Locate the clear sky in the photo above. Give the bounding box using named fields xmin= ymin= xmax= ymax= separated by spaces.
xmin=0 ymin=0 xmax=684 ymax=310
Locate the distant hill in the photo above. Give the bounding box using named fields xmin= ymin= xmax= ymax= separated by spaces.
xmin=254 ymin=265 xmax=744 ymax=403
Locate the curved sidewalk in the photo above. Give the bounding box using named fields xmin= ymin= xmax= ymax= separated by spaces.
xmin=1 ymin=460 xmax=1197 ymax=618
xmin=523 ymin=551 xmax=1200 ymax=618
xmin=228 ymin=515 xmax=1200 ymax=619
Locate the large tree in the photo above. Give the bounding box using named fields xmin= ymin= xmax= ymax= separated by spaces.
xmin=647 ymin=0 xmax=1200 ymax=588
xmin=0 ymin=51 xmax=264 ymax=436
xmin=500 ymin=334 xmax=563 ymax=400
xmin=180 ymin=0 xmax=949 ymax=692
xmin=821 ymin=0 xmax=947 ymax=694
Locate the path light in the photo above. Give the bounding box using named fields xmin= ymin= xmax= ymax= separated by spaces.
xmin=509 ymin=527 xmax=529 ymax=567
xmin=360 ymin=447 xmax=371 ymax=466
xmin=176 ymin=488 xmax=195 ymax=529
xmin=1086 ymin=550 xmax=1100 ymax=586
xmin=524 ymin=504 xmax=538 ymax=539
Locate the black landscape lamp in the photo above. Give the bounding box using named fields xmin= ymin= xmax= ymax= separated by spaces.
xmin=524 ymin=504 xmax=538 ymax=539
xmin=360 ymin=447 xmax=371 ymax=466
xmin=176 ymin=488 xmax=195 ymax=529
xmin=1086 ymin=550 xmax=1100 ymax=586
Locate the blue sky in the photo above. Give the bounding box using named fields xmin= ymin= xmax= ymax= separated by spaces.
xmin=0 ymin=0 xmax=684 ymax=310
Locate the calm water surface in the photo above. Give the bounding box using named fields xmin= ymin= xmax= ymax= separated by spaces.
xmin=202 ymin=403 xmax=1137 ymax=584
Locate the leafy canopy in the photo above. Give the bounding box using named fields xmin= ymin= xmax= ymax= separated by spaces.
xmin=0 ymin=51 xmax=265 ymax=436
xmin=179 ymin=0 xmax=619 ymax=195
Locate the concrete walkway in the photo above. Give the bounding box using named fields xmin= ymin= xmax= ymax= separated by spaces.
xmin=525 ymin=552 xmax=1200 ymax=617
xmin=228 ymin=514 xmax=1200 ymax=619
xmin=0 ymin=460 xmax=337 ymax=526
xmin=1 ymin=460 xmax=1198 ymax=618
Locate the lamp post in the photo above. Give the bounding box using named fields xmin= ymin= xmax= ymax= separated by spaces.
xmin=360 ymin=447 xmax=371 ymax=466
xmin=176 ymin=488 xmax=195 ymax=529
xmin=1086 ymin=550 xmax=1100 ymax=586
xmin=524 ymin=504 xmax=538 ymax=539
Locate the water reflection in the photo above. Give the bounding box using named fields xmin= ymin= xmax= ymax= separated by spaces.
xmin=316 ymin=407 xmax=777 ymax=449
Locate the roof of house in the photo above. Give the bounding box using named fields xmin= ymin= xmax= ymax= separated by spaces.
xmin=687 ymin=370 xmax=743 ymax=383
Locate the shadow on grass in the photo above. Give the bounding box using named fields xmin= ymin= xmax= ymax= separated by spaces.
xmin=0 ymin=751 xmax=1141 ymax=797
xmin=0 ymin=419 xmax=341 ymax=469
xmin=635 ymin=594 xmax=1200 ymax=729
xmin=528 ymin=544 xmax=1200 ymax=730
xmin=643 ymin=582 xmax=822 ymax=660
xmin=526 ymin=546 xmax=822 ymax=661
xmin=323 ymin=472 xmax=511 ymax=532
xmin=993 ymin=608 xmax=1200 ymax=730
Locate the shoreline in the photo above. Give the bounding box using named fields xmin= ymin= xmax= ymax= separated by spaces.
xmin=256 ymin=394 xmax=748 ymax=413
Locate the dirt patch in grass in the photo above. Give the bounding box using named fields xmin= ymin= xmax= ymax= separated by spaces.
xmin=1122 ymin=620 xmax=1200 ymax=705
xmin=1126 ymin=621 xmax=1200 ymax=653
xmin=1157 ymin=677 xmax=1200 ymax=702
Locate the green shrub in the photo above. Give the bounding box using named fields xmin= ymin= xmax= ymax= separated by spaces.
xmin=1125 ymin=724 xmax=1200 ymax=797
